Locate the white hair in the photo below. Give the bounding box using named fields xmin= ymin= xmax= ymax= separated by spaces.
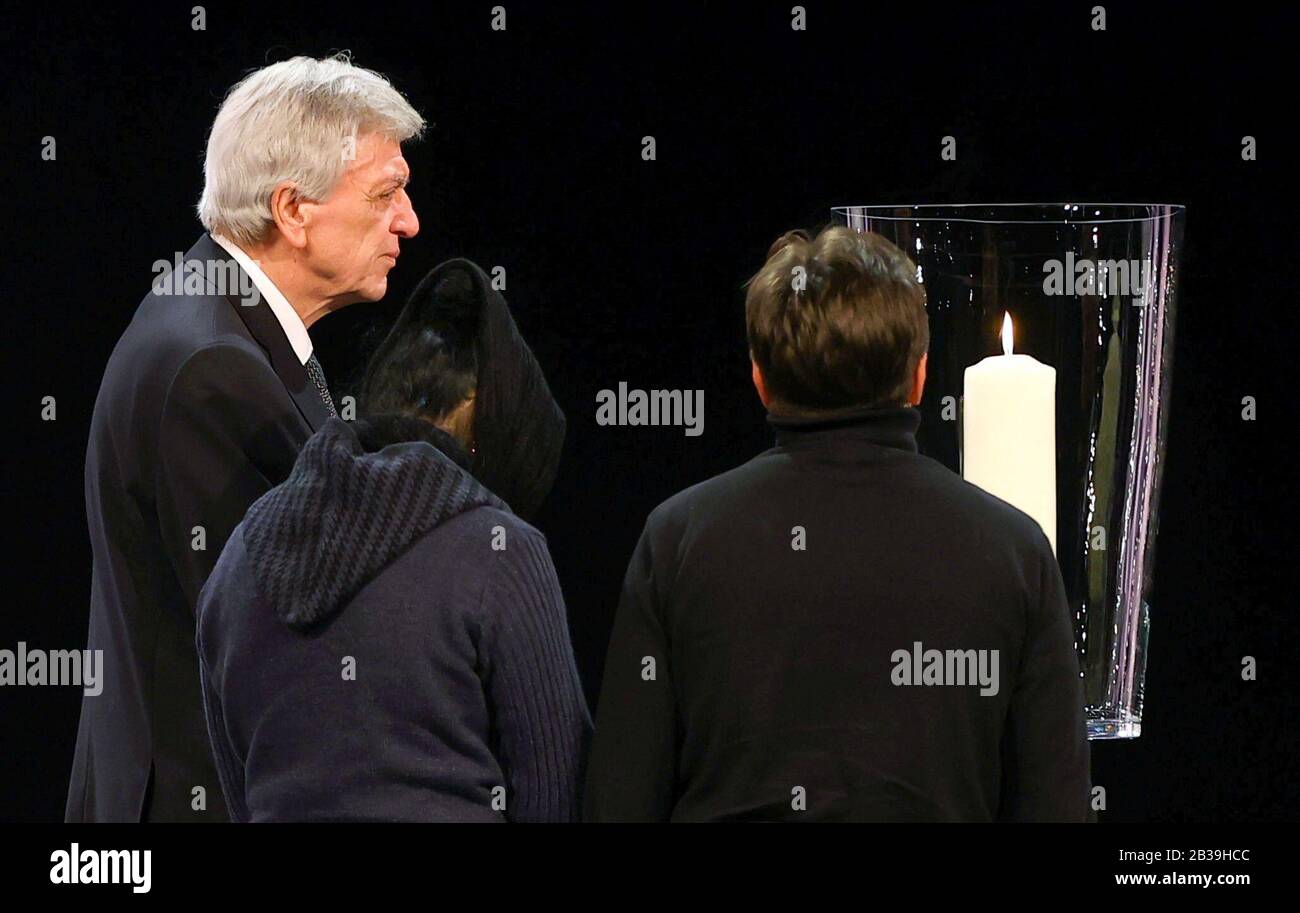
xmin=197 ymin=52 xmax=426 ymax=245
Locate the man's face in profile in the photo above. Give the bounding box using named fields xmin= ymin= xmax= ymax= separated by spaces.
xmin=301 ymin=131 xmax=419 ymax=305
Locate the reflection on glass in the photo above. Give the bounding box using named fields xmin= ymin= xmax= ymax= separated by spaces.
xmin=835 ymin=204 xmax=1184 ymax=739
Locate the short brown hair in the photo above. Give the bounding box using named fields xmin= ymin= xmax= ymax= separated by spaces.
xmin=744 ymin=225 xmax=929 ymax=413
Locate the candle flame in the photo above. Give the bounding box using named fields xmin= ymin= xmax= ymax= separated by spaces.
xmin=1001 ymin=312 xmax=1014 ymax=356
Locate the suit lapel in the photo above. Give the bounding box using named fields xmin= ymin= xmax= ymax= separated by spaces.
xmin=183 ymin=233 xmax=332 ymax=432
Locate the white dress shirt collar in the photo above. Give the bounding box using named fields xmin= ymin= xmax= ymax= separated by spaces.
xmin=210 ymin=233 xmax=313 ymax=365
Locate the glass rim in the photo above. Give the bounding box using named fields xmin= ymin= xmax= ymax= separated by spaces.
xmin=832 ymin=203 xmax=1186 ymax=225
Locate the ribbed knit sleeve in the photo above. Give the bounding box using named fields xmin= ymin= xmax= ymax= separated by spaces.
xmin=196 ymin=643 xmax=249 ymax=823
xmin=194 ymin=534 xmax=252 ymax=823
xmin=479 ymin=522 xmax=592 ymax=822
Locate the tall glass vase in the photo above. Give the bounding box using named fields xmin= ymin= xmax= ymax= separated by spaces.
xmin=835 ymin=204 xmax=1184 ymax=739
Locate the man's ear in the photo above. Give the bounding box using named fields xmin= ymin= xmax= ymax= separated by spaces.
xmin=909 ymin=352 xmax=928 ymax=406
xmin=751 ymin=357 xmax=771 ymax=409
xmin=268 ymin=180 xmax=310 ymax=249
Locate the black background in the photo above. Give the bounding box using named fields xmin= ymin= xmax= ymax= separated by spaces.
xmin=2 ymin=1 xmax=1294 ymax=822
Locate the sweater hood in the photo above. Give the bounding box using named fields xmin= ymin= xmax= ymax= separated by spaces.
xmin=241 ymin=416 xmax=506 ymax=630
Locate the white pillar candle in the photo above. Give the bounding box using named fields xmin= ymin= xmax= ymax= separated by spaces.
xmin=962 ymin=313 xmax=1057 ymax=554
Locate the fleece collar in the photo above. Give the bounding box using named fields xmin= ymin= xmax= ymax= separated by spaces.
xmin=767 ymin=404 xmax=922 ymax=454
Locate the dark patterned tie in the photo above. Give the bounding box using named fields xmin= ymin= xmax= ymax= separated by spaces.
xmin=305 ymin=353 xmax=338 ymax=418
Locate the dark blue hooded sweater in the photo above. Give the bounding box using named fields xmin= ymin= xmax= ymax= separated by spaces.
xmin=196 ymin=258 xmax=589 ymax=822
xmin=196 ymin=417 xmax=591 ymax=822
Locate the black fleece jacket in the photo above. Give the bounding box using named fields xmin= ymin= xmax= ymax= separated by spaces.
xmin=584 ymin=405 xmax=1091 ymax=822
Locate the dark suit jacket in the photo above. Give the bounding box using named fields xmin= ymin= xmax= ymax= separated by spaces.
xmin=584 ymin=406 xmax=1091 ymax=822
xmin=67 ymin=232 xmax=333 ymax=821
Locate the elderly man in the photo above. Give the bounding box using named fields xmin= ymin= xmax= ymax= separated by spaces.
xmin=67 ymin=54 xmax=423 ymax=822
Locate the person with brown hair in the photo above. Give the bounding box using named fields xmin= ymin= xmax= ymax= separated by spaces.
xmin=584 ymin=225 xmax=1090 ymax=822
